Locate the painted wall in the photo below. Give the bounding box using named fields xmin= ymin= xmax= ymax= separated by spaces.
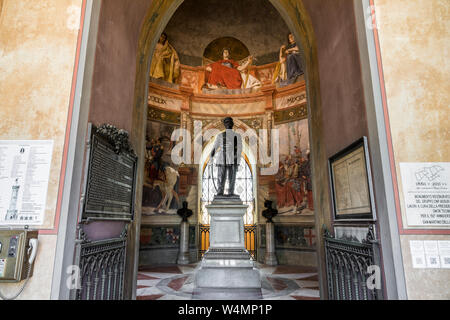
xmin=0 ymin=0 xmax=82 ymax=299
xmin=302 ymin=0 xmax=368 ymax=159
xmin=375 ymin=0 xmax=450 ymax=299
xmin=88 ymin=0 xmax=152 ymax=132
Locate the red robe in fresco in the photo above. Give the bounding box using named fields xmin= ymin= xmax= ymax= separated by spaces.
xmin=207 ymin=59 xmax=243 ymax=89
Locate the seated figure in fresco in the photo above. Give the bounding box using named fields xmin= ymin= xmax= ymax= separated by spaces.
xmin=205 ymin=48 xmax=254 ymax=90
xmin=150 ymin=33 xmax=180 ymax=83
xmin=273 ymin=32 xmax=304 ymax=85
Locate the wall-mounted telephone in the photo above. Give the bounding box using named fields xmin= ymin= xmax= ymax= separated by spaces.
xmin=0 ymin=229 xmax=38 ymax=282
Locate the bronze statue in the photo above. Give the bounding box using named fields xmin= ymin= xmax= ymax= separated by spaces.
xmin=210 ymin=117 xmax=242 ymax=197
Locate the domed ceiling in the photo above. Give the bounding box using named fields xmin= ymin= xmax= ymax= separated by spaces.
xmin=163 ymin=0 xmax=295 ymax=66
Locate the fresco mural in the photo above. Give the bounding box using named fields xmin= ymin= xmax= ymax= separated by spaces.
xmin=148 ymin=30 xmax=305 ymax=94
xmin=272 ymin=32 xmax=304 ymax=86
xmin=274 ymin=119 xmax=314 ymax=215
xmin=150 ymin=33 xmax=180 ymax=84
xmin=140 ymin=225 xmax=196 ymax=248
xmin=260 ymin=225 xmax=316 ymax=249
xmin=142 ymin=120 xmax=181 ymax=215
xmin=204 ymin=45 xmax=258 ymax=91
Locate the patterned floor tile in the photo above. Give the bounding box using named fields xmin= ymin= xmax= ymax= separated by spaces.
xmin=294 ymin=280 xmax=319 ymax=288
xmin=266 ymin=276 xmax=289 ymax=291
xmin=139 ymin=265 xmax=182 ymax=273
xmin=290 ymin=288 xmax=320 ymax=298
xmin=168 ymin=275 xmax=189 ymax=291
xmin=136 ymin=264 xmax=320 ymax=300
xmin=296 ymin=274 xmax=319 ymax=281
xmin=273 ymin=266 xmax=317 ymax=274
xmin=137 ymin=294 xmax=165 ymax=300
xmin=291 ymin=295 xmax=320 ymax=300
xmin=137 ymin=273 xmax=160 ymax=280
xmin=137 ymin=279 xmax=161 ymax=287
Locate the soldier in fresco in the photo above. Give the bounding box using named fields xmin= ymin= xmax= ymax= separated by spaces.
xmin=146 ymin=138 xmax=166 ymax=184
xmin=303 ymin=151 xmax=314 ymax=210
xmin=275 ymin=161 xmax=287 ymax=208
xmin=292 ymin=155 xmax=305 ymax=211
xmin=284 ymin=155 xmax=297 ymax=208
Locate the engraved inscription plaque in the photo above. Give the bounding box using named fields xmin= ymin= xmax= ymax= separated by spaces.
xmin=82 ymin=129 xmax=137 ymax=221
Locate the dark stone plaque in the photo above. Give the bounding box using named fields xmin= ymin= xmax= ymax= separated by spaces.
xmin=82 ymin=126 xmax=137 ymax=221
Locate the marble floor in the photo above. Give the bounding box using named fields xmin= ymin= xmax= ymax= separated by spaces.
xmin=137 ymin=263 xmax=320 ymax=300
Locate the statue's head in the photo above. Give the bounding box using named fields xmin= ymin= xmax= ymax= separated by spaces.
xmin=223 ymin=117 xmax=234 ymax=129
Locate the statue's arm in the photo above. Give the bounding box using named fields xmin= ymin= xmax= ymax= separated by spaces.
xmin=210 ymin=134 xmax=221 ymax=158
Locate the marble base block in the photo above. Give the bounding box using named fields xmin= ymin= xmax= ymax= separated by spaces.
xmin=193 ymin=197 xmax=261 ymax=300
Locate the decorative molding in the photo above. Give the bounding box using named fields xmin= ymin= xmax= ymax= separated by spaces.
xmin=240 ymin=117 xmax=263 ymax=130
xmin=96 ymin=124 xmax=134 ymax=155
xmin=274 ymin=104 xmax=308 ymax=124
xmin=76 ymin=224 xmax=90 ymax=243
xmin=147 ymin=105 xmax=181 ymax=124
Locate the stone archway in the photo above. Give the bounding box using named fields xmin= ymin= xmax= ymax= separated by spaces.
xmin=130 ymin=0 xmax=331 ymax=298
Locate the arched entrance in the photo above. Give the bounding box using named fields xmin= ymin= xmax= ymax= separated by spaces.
xmin=131 ymin=0 xmax=329 ymax=299
xmin=56 ymin=0 xmax=403 ymax=300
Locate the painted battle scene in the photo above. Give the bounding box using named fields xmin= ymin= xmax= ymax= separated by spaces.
xmin=142 ymin=121 xmax=180 ymax=215
xmin=275 ymin=119 xmax=314 ymax=215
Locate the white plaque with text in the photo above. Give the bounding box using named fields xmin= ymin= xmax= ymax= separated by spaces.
xmin=400 ymin=162 xmax=450 ymax=228
xmin=0 ymin=140 xmax=53 ymax=225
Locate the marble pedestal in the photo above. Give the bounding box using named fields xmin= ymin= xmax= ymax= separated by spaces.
xmin=193 ymin=196 xmax=261 ymax=300
xmin=177 ymin=221 xmax=190 ymax=265
xmin=264 ymin=222 xmax=278 ymax=266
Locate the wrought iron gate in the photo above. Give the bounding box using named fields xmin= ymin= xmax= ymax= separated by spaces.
xmin=73 ymin=228 xmax=127 ymax=300
xmin=324 ymin=226 xmax=384 ymax=300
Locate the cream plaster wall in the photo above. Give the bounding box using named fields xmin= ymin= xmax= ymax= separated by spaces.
xmin=375 ymin=0 xmax=450 ymax=299
xmin=0 ymin=0 xmax=82 ymax=299
xmin=0 ymin=0 xmax=82 ymax=228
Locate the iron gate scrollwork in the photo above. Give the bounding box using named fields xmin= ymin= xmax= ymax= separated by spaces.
xmin=72 ymin=226 xmax=127 ymax=300
xmin=324 ymin=225 xmax=384 ymax=300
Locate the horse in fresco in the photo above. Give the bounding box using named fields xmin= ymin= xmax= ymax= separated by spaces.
xmin=144 ymin=166 xmax=180 ymax=213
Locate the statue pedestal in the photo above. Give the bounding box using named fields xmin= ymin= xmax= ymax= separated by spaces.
xmin=264 ymin=222 xmax=278 ymax=266
xmin=177 ymin=221 xmax=190 ymax=265
xmin=193 ymin=196 xmax=261 ymax=300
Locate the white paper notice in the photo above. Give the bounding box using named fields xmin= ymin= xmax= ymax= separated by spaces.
xmin=399 ymin=163 xmax=450 ymax=228
xmin=423 ymin=240 xmax=440 ymax=268
xmin=438 ymin=241 xmax=450 ymax=269
xmin=410 ymin=240 xmax=426 ymax=268
xmin=0 ymin=140 xmax=53 ymax=226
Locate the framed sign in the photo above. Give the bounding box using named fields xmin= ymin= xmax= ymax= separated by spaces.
xmin=329 ymin=137 xmax=375 ymax=221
